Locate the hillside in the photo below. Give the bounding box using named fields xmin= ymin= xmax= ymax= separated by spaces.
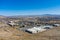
xmin=0 ymin=15 xmax=60 ymax=40
xmin=0 ymin=26 xmax=60 ymax=40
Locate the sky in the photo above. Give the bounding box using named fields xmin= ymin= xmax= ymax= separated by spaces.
xmin=0 ymin=0 xmax=60 ymax=16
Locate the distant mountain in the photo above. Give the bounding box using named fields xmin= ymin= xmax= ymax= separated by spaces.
xmin=42 ymin=14 xmax=52 ymax=16
xmin=41 ymin=14 xmax=60 ymax=17
xmin=6 ymin=14 xmax=60 ymax=19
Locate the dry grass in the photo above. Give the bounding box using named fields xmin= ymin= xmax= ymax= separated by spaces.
xmin=0 ymin=25 xmax=60 ymax=40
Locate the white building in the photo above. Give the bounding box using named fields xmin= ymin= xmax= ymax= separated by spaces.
xmin=8 ymin=21 xmax=18 ymax=26
xmin=25 ymin=25 xmax=53 ymax=34
xmin=54 ymin=24 xmax=60 ymax=27
xmin=42 ymin=25 xmax=53 ymax=29
xmin=25 ymin=27 xmax=46 ymax=34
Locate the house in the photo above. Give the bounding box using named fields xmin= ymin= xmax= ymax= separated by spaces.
xmin=8 ymin=21 xmax=18 ymax=27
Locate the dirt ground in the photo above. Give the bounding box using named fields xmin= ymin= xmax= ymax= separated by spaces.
xmin=0 ymin=26 xmax=60 ymax=40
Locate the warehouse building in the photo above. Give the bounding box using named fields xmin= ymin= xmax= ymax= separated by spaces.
xmin=25 ymin=25 xmax=53 ymax=34
xmin=53 ymin=24 xmax=60 ymax=27
xmin=25 ymin=27 xmax=46 ymax=34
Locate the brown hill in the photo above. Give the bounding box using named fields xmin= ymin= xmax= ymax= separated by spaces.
xmin=0 ymin=26 xmax=60 ymax=40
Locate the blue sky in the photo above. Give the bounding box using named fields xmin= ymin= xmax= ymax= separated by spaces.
xmin=0 ymin=0 xmax=60 ymax=16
